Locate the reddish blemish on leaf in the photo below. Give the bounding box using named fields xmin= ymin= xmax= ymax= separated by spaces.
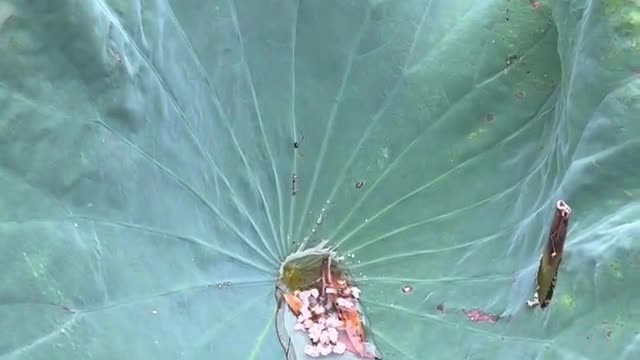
xmin=463 ymin=309 xmax=499 ymax=324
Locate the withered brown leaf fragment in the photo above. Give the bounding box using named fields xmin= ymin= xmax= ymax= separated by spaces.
xmin=527 ymin=200 xmax=572 ymax=309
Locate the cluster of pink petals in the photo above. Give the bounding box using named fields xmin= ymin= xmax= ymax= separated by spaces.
xmin=291 ymin=286 xmax=360 ymax=358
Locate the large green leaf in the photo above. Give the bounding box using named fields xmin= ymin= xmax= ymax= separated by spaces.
xmin=1 ymin=0 xmax=639 ymax=359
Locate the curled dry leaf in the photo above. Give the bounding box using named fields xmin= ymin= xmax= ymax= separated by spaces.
xmin=527 ymin=200 xmax=572 ymax=309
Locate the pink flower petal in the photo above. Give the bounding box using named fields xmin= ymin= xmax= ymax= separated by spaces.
xmin=463 ymin=309 xmax=499 ymax=324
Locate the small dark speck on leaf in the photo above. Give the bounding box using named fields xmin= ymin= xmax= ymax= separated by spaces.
xmin=436 ymin=303 xmax=445 ymax=312
xmin=486 ymin=114 xmax=495 ymax=122
xmin=355 ymin=180 xmax=365 ymax=189
xmin=1 ymin=14 xmax=13 ymax=28
xmin=291 ymin=173 xmax=297 ymax=196
xmin=515 ymin=91 xmax=526 ymax=100
xmin=505 ymin=54 xmax=519 ymax=67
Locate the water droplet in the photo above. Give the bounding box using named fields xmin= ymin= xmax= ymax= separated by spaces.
xmin=217 ymin=283 xmax=223 ymax=288
xmin=364 ymin=219 xmax=369 ymax=223
xmin=73 ymin=223 xmax=78 ymax=228
xmin=226 ymin=281 xmax=232 ymax=286
xmin=316 ymin=214 xmax=324 ymax=225
xmin=402 ymin=285 xmax=414 ymax=293
xmin=87 ymin=203 xmax=93 ymax=207
xmin=151 ymin=309 xmax=158 ymax=315
xmin=60 ymin=328 xmax=66 ymax=333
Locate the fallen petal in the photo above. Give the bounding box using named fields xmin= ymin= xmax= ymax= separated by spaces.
xmin=299 ymin=290 xmax=312 ymax=302
xmin=312 ymin=304 xmax=325 ymax=315
xmin=326 ymin=316 xmax=344 ymax=329
xmin=333 ymin=341 xmax=346 ymax=355
xmin=309 ymin=322 xmax=326 ymax=342
xmin=319 ymin=330 xmax=331 ymax=345
xmin=283 ymin=293 xmax=303 ymax=316
xmin=303 ymin=319 xmax=314 ymax=328
xmin=337 ymin=298 xmax=354 ymax=309
xmin=328 ymin=327 xmax=339 ymax=343
xmin=310 ymin=288 xmax=319 ymax=298
xmin=318 ymin=343 xmax=333 ymax=356
xmin=351 ymin=287 xmax=361 ymax=299
xmin=304 ymin=345 xmax=320 ymax=358
xmin=299 ymin=306 xmax=312 ymax=320
xmin=463 ymin=309 xmax=499 ymax=324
